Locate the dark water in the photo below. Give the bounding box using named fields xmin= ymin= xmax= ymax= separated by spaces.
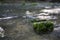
xmin=0 ymin=3 xmax=60 ymax=40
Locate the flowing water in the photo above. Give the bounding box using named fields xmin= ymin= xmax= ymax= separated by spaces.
xmin=0 ymin=3 xmax=60 ymax=40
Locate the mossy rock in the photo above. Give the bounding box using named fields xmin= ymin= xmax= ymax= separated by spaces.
xmin=33 ymin=21 xmax=54 ymax=34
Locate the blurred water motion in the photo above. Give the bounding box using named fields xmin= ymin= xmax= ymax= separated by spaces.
xmin=25 ymin=10 xmax=57 ymax=20
xmin=0 ymin=16 xmax=18 ymax=20
xmin=0 ymin=27 xmax=5 ymax=37
xmin=0 ymin=3 xmax=60 ymax=40
xmin=41 ymin=8 xmax=60 ymax=14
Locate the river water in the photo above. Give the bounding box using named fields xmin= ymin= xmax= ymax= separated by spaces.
xmin=0 ymin=3 xmax=60 ymax=40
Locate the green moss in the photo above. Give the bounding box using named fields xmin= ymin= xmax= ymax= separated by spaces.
xmin=31 ymin=3 xmax=37 ymax=6
xmin=31 ymin=19 xmax=46 ymax=23
xmin=33 ymin=21 xmax=54 ymax=34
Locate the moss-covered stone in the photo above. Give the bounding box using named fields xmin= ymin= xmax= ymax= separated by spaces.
xmin=33 ymin=21 xmax=54 ymax=34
